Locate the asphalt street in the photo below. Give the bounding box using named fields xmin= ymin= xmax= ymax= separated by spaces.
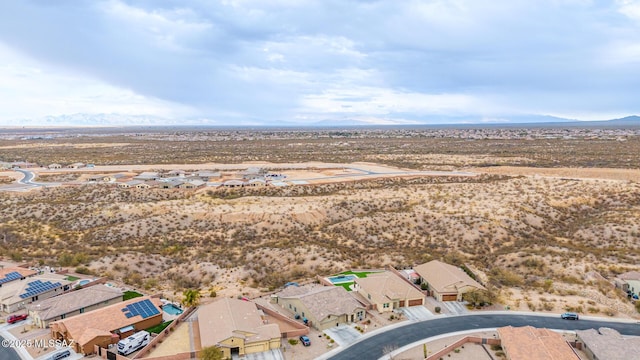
xmin=327 ymin=314 xmax=640 ymax=360
xmin=0 ymin=335 xmax=21 ymax=360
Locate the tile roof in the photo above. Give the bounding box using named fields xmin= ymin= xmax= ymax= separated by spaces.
xmin=198 ymin=297 xmax=280 ymax=348
xmin=413 ymin=260 xmax=485 ymax=294
xmin=27 ymin=285 xmax=123 ymax=321
xmin=576 ymin=327 xmax=640 ymax=360
xmin=50 ymin=296 xmax=162 ymax=347
xmin=0 ymin=267 xmax=36 ymax=283
xmin=498 ymin=326 xmax=580 ymax=360
xmin=278 ymin=285 xmax=364 ymax=321
xmin=0 ymin=274 xmax=71 ymax=305
xmin=355 ymin=271 xmax=423 ymax=304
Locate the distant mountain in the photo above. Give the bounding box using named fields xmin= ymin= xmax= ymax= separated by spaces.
xmin=4 ymin=113 xmax=639 ymax=127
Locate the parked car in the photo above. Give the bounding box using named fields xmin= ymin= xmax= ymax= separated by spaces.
xmin=7 ymin=314 xmax=28 ymax=324
xmin=561 ymin=312 xmax=579 ymax=320
xmin=299 ymin=335 xmax=311 ymax=346
xmin=48 ymin=349 xmax=71 ymax=360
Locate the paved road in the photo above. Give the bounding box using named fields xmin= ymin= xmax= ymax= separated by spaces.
xmin=327 ymin=314 xmax=640 ymax=360
xmin=0 ymin=335 xmax=21 ymax=360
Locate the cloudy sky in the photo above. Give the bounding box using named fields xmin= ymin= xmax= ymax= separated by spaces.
xmin=1 ymin=0 xmax=639 ymax=125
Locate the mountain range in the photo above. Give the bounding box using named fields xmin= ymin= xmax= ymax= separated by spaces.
xmin=6 ymin=113 xmax=640 ymax=127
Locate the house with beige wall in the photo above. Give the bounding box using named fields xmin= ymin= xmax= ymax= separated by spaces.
xmin=198 ymin=297 xmax=281 ymax=358
xmin=27 ymin=285 xmax=123 ymax=328
xmin=50 ymin=296 xmax=162 ymax=355
xmin=414 ymin=260 xmax=485 ymax=301
xmin=0 ymin=274 xmax=71 ymax=314
xmin=275 ymin=285 xmax=365 ymax=330
xmin=353 ymin=271 xmax=424 ymax=313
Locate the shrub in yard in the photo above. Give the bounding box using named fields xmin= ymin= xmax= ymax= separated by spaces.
xmin=435 ymin=306 xmax=441 ymax=313
xmin=288 ymin=339 xmax=299 ymax=346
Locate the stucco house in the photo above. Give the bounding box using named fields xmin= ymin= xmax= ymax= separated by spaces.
xmin=27 ymin=285 xmax=123 ymax=328
xmin=50 ymin=296 xmax=162 ymax=355
xmin=198 ymin=297 xmax=281 ymax=358
xmin=353 ymin=271 xmax=424 ymax=313
xmin=274 ymin=285 xmax=366 ymax=330
xmin=0 ymin=274 xmax=71 ymax=313
xmin=413 ymin=260 xmax=485 ymax=301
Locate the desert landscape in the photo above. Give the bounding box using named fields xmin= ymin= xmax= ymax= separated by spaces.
xmin=1 ymin=126 xmax=639 ymax=319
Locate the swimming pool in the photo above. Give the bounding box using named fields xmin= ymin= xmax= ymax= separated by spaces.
xmin=327 ymin=274 xmax=357 ymax=284
xmin=78 ymin=279 xmax=91 ymax=286
xmin=163 ymin=303 xmax=183 ymax=315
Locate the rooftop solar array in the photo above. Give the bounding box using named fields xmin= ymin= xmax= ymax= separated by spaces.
xmin=19 ymin=280 xmax=62 ymax=299
xmin=121 ymin=299 xmax=160 ymax=319
xmin=0 ymin=271 xmax=22 ymax=285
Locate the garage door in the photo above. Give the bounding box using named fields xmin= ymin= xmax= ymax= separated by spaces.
xmin=408 ymin=299 xmax=423 ymax=306
xmin=399 ymin=300 xmax=405 ymax=307
xmin=442 ymin=294 xmax=458 ymax=301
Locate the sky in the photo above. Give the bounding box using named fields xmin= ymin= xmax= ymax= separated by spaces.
xmin=0 ymin=0 xmax=640 ymax=126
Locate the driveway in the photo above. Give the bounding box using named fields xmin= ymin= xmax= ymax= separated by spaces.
xmin=324 ymin=325 xmax=362 ymax=347
xmin=400 ymin=306 xmax=434 ymax=321
xmin=442 ymin=301 xmax=469 ymax=315
xmin=242 ymin=349 xmax=284 ymax=360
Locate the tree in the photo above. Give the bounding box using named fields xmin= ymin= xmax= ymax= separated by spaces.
xmin=182 ymin=289 xmax=201 ymax=308
xmin=201 ymin=346 xmax=224 ymax=360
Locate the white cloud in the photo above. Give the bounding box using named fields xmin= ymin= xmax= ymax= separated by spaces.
xmin=0 ymin=43 xmax=194 ymax=122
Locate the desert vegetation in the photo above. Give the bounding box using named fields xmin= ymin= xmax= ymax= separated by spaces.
xmin=1 ymin=128 xmax=639 ymax=316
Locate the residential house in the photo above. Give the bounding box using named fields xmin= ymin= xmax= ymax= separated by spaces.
xmin=162 ymin=170 xmax=185 ymax=178
xmin=50 ymin=296 xmax=163 ymax=355
xmin=47 ymin=164 xmax=63 ymax=169
xmin=198 ymin=298 xmax=281 ymax=358
xmin=0 ymin=267 xmax=37 ymax=287
xmin=177 ymin=180 xmax=205 ymax=189
xmin=11 ymin=161 xmax=37 ymax=169
xmin=133 ymin=172 xmax=160 ymax=181
xmin=615 ymin=271 xmax=640 ymax=299
xmin=0 ymin=274 xmax=71 ymax=313
xmin=353 ymin=271 xmax=424 ymax=313
xmin=275 ymin=285 xmax=365 ymax=330
xmin=67 ymin=163 xmax=85 ymax=169
xmin=102 ymin=174 xmax=127 ymax=182
xmin=196 ymin=171 xmax=221 ymax=181
xmin=223 ymin=180 xmax=245 ymax=188
xmin=241 ymin=167 xmax=265 ymax=180
xmin=118 ymin=180 xmax=144 ymax=188
xmin=27 ymin=285 xmax=123 ymax=328
xmin=246 ymin=179 xmax=267 ymax=187
xmin=86 ymin=174 xmax=104 ymax=182
xmin=576 ymin=327 xmax=640 ymax=360
xmin=135 ymin=182 xmax=153 ymax=189
xmin=413 ymin=260 xmax=485 ymax=301
xmin=160 ymin=180 xmax=183 ymax=189
xmin=498 ymin=326 xmax=580 ymax=360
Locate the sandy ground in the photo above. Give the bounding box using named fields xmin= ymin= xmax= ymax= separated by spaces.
xmin=395 ymin=331 xmax=497 ymax=360
xmin=142 ymin=322 xmax=192 ymax=358
xmin=471 ymin=166 xmax=640 ymax=181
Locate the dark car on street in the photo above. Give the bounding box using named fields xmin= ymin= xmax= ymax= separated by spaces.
xmin=560 ymin=312 xmax=579 ymax=320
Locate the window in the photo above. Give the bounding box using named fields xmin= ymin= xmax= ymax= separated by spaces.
xmin=302 ymin=312 xmax=305 ymax=317
xmin=367 ymin=294 xmax=371 ymax=300
xmin=383 ymin=303 xmax=389 ymax=308
xmin=80 ymin=308 xmax=85 ymax=313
